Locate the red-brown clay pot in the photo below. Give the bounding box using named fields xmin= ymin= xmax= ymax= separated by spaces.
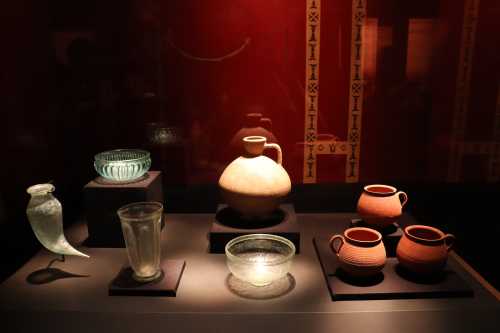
xmin=356 ymin=184 xmax=408 ymax=229
xmin=329 ymin=227 xmax=386 ymax=277
xmin=230 ymin=113 xmax=278 ymax=156
xmin=396 ymin=225 xmax=455 ymax=275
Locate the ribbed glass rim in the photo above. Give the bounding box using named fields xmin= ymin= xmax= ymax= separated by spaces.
xmin=225 ymin=234 xmax=296 ymax=266
xmin=94 ymin=149 xmax=150 ymax=163
xmin=117 ymin=201 xmax=163 ymax=221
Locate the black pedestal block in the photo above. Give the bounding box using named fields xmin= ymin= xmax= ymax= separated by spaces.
xmin=313 ymin=237 xmax=473 ymax=301
xmin=84 ymin=171 xmax=164 ymax=247
xmin=209 ymin=204 xmax=300 ymax=253
xmin=109 ymin=260 xmax=185 ymax=297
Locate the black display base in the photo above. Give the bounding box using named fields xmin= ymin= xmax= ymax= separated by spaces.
xmin=350 ymin=218 xmax=403 ymax=257
xmin=83 ymin=171 xmax=164 ymax=248
xmin=208 ymin=204 xmax=300 ymax=253
xmin=313 ymin=237 xmax=473 ymax=301
xmin=109 ymin=260 xmax=185 ymax=297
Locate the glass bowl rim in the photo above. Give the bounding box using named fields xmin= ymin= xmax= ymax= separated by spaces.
xmin=225 ymin=233 xmax=296 ymax=266
xmin=94 ymin=149 xmax=151 ymax=163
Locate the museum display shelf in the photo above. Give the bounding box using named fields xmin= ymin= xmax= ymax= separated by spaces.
xmin=0 ymin=212 xmax=498 ymax=333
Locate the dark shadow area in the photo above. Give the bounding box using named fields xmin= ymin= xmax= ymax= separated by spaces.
xmin=335 ymin=268 xmax=385 ymax=287
xmin=26 ymin=256 xmax=90 ymax=285
xmin=226 ymin=273 xmax=295 ymax=300
xmin=215 ymin=206 xmax=286 ymax=229
xmin=394 ymin=264 xmax=447 ymax=285
xmin=350 ymin=219 xmax=399 ymax=235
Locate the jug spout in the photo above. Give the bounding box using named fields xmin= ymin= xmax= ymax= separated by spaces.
xmin=243 ymin=136 xmax=266 ymax=156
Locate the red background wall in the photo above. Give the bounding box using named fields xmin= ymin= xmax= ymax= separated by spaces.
xmin=2 ymin=0 xmax=499 ymax=221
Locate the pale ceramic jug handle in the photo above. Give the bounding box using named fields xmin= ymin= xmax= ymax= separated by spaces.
xmin=264 ymin=143 xmax=283 ymax=165
xmin=444 ymin=233 xmax=456 ymax=251
xmin=329 ymin=235 xmax=344 ymax=255
xmin=397 ymin=191 xmax=408 ymax=207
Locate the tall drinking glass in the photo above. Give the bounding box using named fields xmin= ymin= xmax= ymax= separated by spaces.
xmin=117 ymin=202 xmax=163 ymax=282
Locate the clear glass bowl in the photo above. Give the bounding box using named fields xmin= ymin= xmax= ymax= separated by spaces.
xmin=225 ymin=234 xmax=295 ymax=286
xmin=94 ymin=149 xmax=151 ymax=183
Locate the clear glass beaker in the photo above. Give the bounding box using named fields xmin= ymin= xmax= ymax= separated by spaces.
xmin=117 ymin=202 xmax=163 ymax=282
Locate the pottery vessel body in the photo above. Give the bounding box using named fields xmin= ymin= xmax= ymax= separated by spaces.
xmin=397 ymin=225 xmax=455 ymax=275
xmin=330 ymin=227 xmax=386 ymax=277
xmin=230 ymin=113 xmax=277 ymax=155
xmin=26 ymin=184 xmax=89 ymax=258
xmin=219 ymin=136 xmax=291 ymax=218
xmin=357 ymin=184 xmax=408 ymax=229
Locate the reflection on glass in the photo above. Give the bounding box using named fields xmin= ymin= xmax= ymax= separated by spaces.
xmin=94 ymin=149 xmax=151 ymax=183
xmin=225 ymin=234 xmax=295 ymax=287
xmin=26 ymin=184 xmax=90 ymax=258
xmin=146 ymin=122 xmax=183 ymax=146
xmin=117 ymin=202 xmax=163 ymax=282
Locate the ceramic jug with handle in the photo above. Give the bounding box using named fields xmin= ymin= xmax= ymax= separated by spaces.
xmin=356 ymin=184 xmax=408 ymax=229
xmin=396 ymin=225 xmax=455 ymax=275
xmin=329 ymin=227 xmax=386 ymax=277
xmin=219 ymin=136 xmax=291 ymax=218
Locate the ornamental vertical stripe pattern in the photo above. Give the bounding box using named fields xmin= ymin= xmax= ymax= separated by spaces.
xmin=447 ymin=0 xmax=480 ymax=182
xmin=345 ymin=0 xmax=366 ymax=182
xmin=303 ymin=0 xmax=321 ymax=183
xmin=488 ymin=84 xmax=500 ymax=181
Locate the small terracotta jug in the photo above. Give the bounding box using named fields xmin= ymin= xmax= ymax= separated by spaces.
xmin=396 ymin=225 xmax=455 ymax=275
xmin=329 ymin=227 xmax=386 ymax=277
xmin=357 ymin=184 xmax=408 ymax=229
xmin=230 ymin=113 xmax=278 ymax=155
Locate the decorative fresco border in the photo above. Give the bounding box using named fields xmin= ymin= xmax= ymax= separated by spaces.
xmin=303 ymin=0 xmax=365 ymax=183
xmin=447 ymin=0 xmax=480 ymax=182
xmin=345 ymin=0 xmax=366 ymax=183
xmin=447 ymin=0 xmax=500 ymax=182
xmin=487 ymin=84 xmax=500 ymax=181
xmin=303 ymin=0 xmax=321 ymax=183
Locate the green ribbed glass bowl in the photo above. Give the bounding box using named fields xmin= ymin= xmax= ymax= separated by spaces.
xmin=94 ymin=149 xmax=151 ymax=182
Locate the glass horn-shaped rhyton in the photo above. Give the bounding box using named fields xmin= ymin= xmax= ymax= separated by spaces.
xmin=26 ymin=184 xmax=89 ymax=258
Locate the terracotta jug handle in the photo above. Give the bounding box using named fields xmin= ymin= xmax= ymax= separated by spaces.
xmin=329 ymin=235 xmax=344 ymax=255
xmin=397 ymin=191 xmax=408 ymax=207
xmin=264 ymin=143 xmax=283 ymax=165
xmin=444 ymin=233 xmax=456 ymax=251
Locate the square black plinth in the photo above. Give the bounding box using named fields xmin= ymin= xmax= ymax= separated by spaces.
xmin=313 ymin=237 xmax=473 ymax=301
xmin=209 ymin=204 xmax=300 ymax=254
xmin=84 ymin=171 xmax=164 ymax=247
xmin=109 ymin=260 xmax=185 ymax=297
xmin=350 ymin=218 xmax=403 ymax=257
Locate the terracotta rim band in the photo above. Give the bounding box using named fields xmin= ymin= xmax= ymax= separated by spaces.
xmin=404 ymin=225 xmax=446 ymax=245
xmin=344 ymin=227 xmax=382 ymax=247
xmin=363 ymin=184 xmax=397 ymax=197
